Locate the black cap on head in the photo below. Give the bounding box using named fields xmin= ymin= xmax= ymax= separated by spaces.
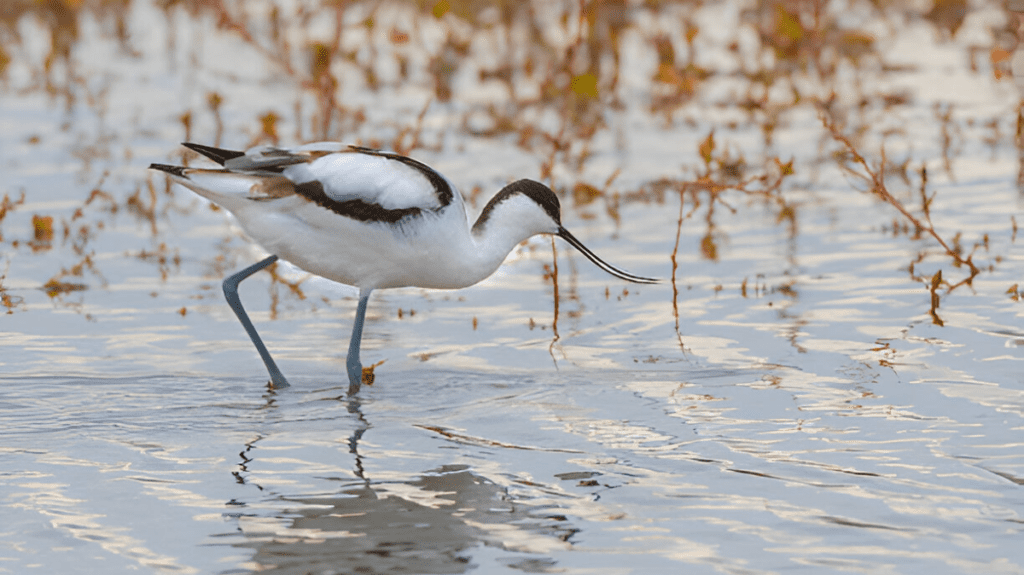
xmin=473 ymin=179 xmax=560 ymax=232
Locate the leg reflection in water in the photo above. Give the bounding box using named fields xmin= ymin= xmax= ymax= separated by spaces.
xmin=224 ymin=394 xmax=575 ymax=573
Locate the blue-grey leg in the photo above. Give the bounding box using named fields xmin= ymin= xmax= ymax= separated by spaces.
xmin=346 ymin=289 xmax=373 ymax=396
xmin=223 ymin=255 xmax=290 ymax=388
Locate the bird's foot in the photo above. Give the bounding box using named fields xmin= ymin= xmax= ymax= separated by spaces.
xmin=267 ymin=364 xmax=290 ymax=389
xmin=346 ymin=366 xmax=361 ymax=396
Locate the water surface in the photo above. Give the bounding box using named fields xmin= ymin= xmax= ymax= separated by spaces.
xmin=1 ymin=1 xmax=1022 ymax=573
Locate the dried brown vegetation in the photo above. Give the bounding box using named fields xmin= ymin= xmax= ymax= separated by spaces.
xmin=0 ymin=0 xmax=1018 ymax=342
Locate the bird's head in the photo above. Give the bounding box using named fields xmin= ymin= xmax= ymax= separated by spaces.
xmin=473 ymin=179 xmax=658 ymax=284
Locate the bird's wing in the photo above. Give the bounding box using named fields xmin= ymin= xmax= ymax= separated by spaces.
xmin=274 ymin=145 xmax=456 ymax=212
xmin=214 ymin=142 xmax=347 ymax=171
xmin=176 ymin=142 xmax=458 ymax=218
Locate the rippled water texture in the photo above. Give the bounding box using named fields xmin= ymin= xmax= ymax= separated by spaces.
xmin=1 ymin=1 xmax=1022 ymax=573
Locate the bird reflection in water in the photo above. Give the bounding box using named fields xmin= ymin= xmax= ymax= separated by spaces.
xmin=223 ymin=394 xmax=576 ymax=573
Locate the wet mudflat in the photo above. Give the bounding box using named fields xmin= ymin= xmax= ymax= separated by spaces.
xmin=1 ymin=1 xmax=1022 ymax=573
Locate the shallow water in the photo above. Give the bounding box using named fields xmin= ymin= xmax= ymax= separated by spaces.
xmin=1 ymin=1 xmax=1023 ymax=573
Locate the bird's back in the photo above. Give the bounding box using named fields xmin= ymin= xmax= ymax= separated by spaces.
xmin=155 ymin=143 xmax=481 ymax=290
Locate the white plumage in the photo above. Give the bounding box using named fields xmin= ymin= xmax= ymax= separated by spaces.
xmin=151 ymin=142 xmax=656 ymax=394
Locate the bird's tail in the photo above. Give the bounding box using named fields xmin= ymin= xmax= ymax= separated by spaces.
xmin=149 ymin=163 xmax=287 ymax=209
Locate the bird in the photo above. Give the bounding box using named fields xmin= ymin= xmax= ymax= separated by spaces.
xmin=150 ymin=142 xmax=658 ymax=395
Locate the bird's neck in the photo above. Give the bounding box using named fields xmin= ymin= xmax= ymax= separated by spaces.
xmin=458 ymin=214 xmax=538 ymax=286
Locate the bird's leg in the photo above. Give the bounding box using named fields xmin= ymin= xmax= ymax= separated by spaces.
xmin=346 ymin=289 xmax=373 ymax=395
xmin=223 ymin=255 xmax=290 ymax=388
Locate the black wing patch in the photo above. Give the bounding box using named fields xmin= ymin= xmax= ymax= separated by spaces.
xmin=149 ymin=163 xmax=189 ymax=177
xmin=182 ymin=143 xmax=246 ymax=166
xmin=294 ymin=180 xmax=422 ymax=224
